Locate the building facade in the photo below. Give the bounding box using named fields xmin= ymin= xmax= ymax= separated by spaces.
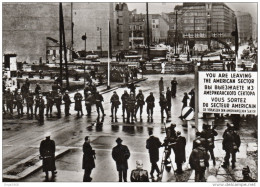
xmin=2 ymin=3 xmax=72 ymax=64
xmin=149 ymin=14 xmax=169 ymax=44
xmin=236 ymin=11 xmax=253 ymax=44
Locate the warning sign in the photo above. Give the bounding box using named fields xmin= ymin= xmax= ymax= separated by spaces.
xmin=199 ymin=72 xmax=257 ymax=115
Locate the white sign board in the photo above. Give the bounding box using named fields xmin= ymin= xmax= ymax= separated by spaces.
xmin=9 ymin=57 xmax=17 ymax=71
xmin=199 ymin=72 xmax=257 ymax=115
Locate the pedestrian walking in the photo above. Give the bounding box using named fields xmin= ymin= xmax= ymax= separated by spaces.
xmin=54 ymin=89 xmax=62 ymax=118
xmin=221 ymin=124 xmax=241 ymax=169
xmin=94 ymin=91 xmax=105 ymax=116
xmin=145 ymin=92 xmax=155 ymax=119
xmin=189 ymin=140 xmax=210 ymax=182
xmin=46 ymin=90 xmax=54 ymax=118
xmin=82 ymin=136 xmax=96 ymax=182
xmin=26 ymin=89 xmax=34 ymax=119
xmin=173 ymin=131 xmax=186 ymax=174
xmin=159 ymin=91 xmax=168 ymax=119
xmin=85 ymin=91 xmax=93 ymax=117
xmin=16 ymin=90 xmax=24 ymax=118
xmin=39 ymin=135 xmax=57 ymax=179
xmin=159 ymin=77 xmax=164 ymax=93
xmin=63 ymin=90 xmax=71 ymax=116
xmin=110 ymin=91 xmax=120 ymax=119
xmin=74 ymin=90 xmax=83 ymax=117
xmin=38 ymin=94 xmax=45 ymax=124
xmin=121 ymin=90 xmax=129 ymax=118
xmin=112 ymin=138 xmax=130 ymax=182
xmin=130 ymin=160 xmax=149 ymax=182
xmin=146 ymin=131 xmax=162 ymax=179
xmin=166 ymin=87 xmax=171 ymax=116
xmin=135 ymin=90 xmax=145 ymax=119
xmin=127 ymin=92 xmax=136 ymax=123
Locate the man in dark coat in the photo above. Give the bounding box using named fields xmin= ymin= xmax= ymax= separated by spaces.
xmin=200 ymin=124 xmax=218 ymax=166
xmin=135 ymin=89 xmax=145 ymax=119
xmin=38 ymin=94 xmax=45 ymax=124
xmin=193 ymin=132 xmax=207 ymax=150
xmin=16 ymin=90 xmax=24 ymax=118
xmin=5 ymin=89 xmax=14 ymax=114
xmin=94 ymin=91 xmax=105 ymax=116
xmin=189 ymin=140 xmax=210 ymax=182
xmin=179 ymin=92 xmax=189 ymax=120
xmin=110 ymin=91 xmax=120 ymax=119
xmin=127 ymin=92 xmax=136 ymax=123
xmin=145 ymin=92 xmax=155 ymax=119
xmin=85 ymin=91 xmax=94 ymax=117
xmin=82 ymin=136 xmax=95 ymax=182
xmin=159 ymin=91 xmax=168 ymax=119
xmin=166 ymin=87 xmax=172 ymax=116
xmin=46 ymin=90 xmax=54 ymax=118
xmin=189 ymin=89 xmax=195 ymax=110
xmin=121 ymin=90 xmax=129 ymax=118
xmin=84 ymin=83 xmax=91 ymax=99
xmin=39 ymin=135 xmax=57 ymax=179
xmin=26 ymin=89 xmax=34 ymax=119
xmin=74 ymin=90 xmax=83 ymax=117
xmin=146 ymin=131 xmax=162 ymax=178
xmin=221 ymin=124 xmax=241 ymax=169
xmin=35 ymin=83 xmax=41 ymax=95
xmin=63 ymin=90 xmax=71 ymax=116
xmin=34 ymin=91 xmax=41 ymax=116
xmin=173 ymin=131 xmax=186 ymax=174
xmin=54 ymin=89 xmax=62 ymax=118
xmin=171 ymin=77 xmax=178 ymax=98
xmin=128 ymin=82 xmax=136 ymax=95
xmin=164 ymin=124 xmax=177 ymax=164
xmin=130 ymin=160 xmax=149 ymax=182
xmin=158 ymin=77 xmax=164 ymax=93
xmin=112 ymin=138 xmax=130 ymax=182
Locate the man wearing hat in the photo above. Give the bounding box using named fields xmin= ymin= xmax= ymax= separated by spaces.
xmin=173 ymin=131 xmax=186 ymax=174
xmin=38 ymin=94 xmax=45 ymax=124
xmin=39 ymin=135 xmax=57 ymax=179
xmin=126 ymin=92 xmax=136 ymax=123
xmin=159 ymin=91 xmax=168 ymax=119
xmin=112 ymin=138 xmax=131 ymax=182
xmin=110 ymin=91 xmax=120 ymax=119
xmin=54 ymin=89 xmax=62 ymax=118
xmin=130 ymin=160 xmax=149 ymax=182
xmin=121 ymin=90 xmax=129 ymax=118
xmin=63 ymin=90 xmax=71 ymax=116
xmin=5 ymin=88 xmax=14 ymax=114
xmin=46 ymin=90 xmax=54 ymax=118
xmin=26 ymin=89 xmax=34 ymax=119
xmin=171 ymin=77 xmax=178 ymax=98
xmin=158 ymin=77 xmax=164 ymax=93
xmin=164 ymin=124 xmax=177 ymax=164
xmin=94 ymin=91 xmax=105 ymax=116
xmin=145 ymin=92 xmax=155 ymax=119
xmin=74 ymin=90 xmax=83 ymax=117
xmin=16 ymin=89 xmax=24 ymax=118
xmin=135 ymin=89 xmax=145 ymax=119
xmin=85 ymin=91 xmax=93 ymax=117
xmin=82 ymin=136 xmax=95 ymax=182
xmin=222 ymin=124 xmax=241 ymax=169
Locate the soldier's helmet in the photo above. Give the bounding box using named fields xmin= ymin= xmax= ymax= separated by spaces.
xmin=170 ymin=123 xmax=176 ymax=128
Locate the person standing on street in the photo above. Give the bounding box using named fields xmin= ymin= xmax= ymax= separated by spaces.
xmin=159 ymin=77 xmax=164 ymax=93
xmin=135 ymin=89 xmax=145 ymax=119
xmin=6 ymin=88 xmax=14 ymax=115
xmin=34 ymin=90 xmax=41 ymax=116
xmin=54 ymin=89 xmax=62 ymax=118
xmin=74 ymin=90 xmax=83 ymax=117
xmin=110 ymin=91 xmax=120 ymax=119
xmin=171 ymin=77 xmax=178 ymax=98
xmin=38 ymin=94 xmax=45 ymax=124
xmin=26 ymin=89 xmax=34 ymax=119
xmin=46 ymin=90 xmax=54 ymax=118
xmin=189 ymin=140 xmax=210 ymax=182
xmin=35 ymin=83 xmax=41 ymax=96
xmin=161 ymin=61 xmax=166 ymax=74
xmin=127 ymin=92 xmax=136 ymax=123
xmin=85 ymin=91 xmax=93 ymax=117
xmin=145 ymin=92 xmax=155 ymax=120
xmin=121 ymin=90 xmax=129 ymax=118
xmin=130 ymin=160 xmax=149 ymax=182
xmin=221 ymin=124 xmax=241 ymax=169
xmin=39 ymin=135 xmax=57 ymax=179
xmin=173 ymin=131 xmax=186 ymax=174
xmin=82 ymin=136 xmax=96 ymax=182
xmin=179 ymin=92 xmax=189 ymax=120
xmin=166 ymin=87 xmax=172 ymax=117
xmin=16 ymin=89 xmax=24 ymax=118
xmin=63 ymin=90 xmax=71 ymax=116
xmin=164 ymin=123 xmax=177 ymax=164
xmin=159 ymin=91 xmax=168 ymax=119
xmin=112 ymin=138 xmax=131 ymax=182
xmin=146 ymin=131 xmax=162 ymax=179
xmin=94 ymin=91 xmax=105 ymax=116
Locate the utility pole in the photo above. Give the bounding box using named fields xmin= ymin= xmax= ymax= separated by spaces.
xmin=100 ymin=28 xmax=102 ymax=57
xmin=217 ymin=22 xmax=219 ymax=48
xmin=175 ymin=10 xmax=178 ymax=54
xmin=194 ymin=16 xmax=196 ymax=56
xmin=59 ymin=3 xmax=63 ymax=87
xmin=71 ymin=2 xmax=74 ymax=62
xmin=146 ymin=3 xmax=150 ymax=61
xmin=84 ymin=32 xmax=86 ymax=84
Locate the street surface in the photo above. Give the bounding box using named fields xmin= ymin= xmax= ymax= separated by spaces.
xmin=3 ymin=74 xmax=257 ymax=182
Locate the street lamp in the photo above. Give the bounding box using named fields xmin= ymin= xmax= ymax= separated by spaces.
xmin=82 ymin=33 xmax=87 ymax=84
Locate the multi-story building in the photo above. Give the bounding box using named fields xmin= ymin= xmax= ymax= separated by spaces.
xmin=73 ymin=2 xmax=129 ymax=54
xmin=3 ymin=3 xmax=72 ymax=64
xmin=236 ymin=11 xmax=253 ymax=44
xmin=149 ymin=14 xmax=169 ymax=44
xmin=182 ymin=2 xmax=236 ymax=49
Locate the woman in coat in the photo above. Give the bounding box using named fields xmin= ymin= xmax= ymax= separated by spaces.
xmin=82 ymin=136 xmax=95 ymax=182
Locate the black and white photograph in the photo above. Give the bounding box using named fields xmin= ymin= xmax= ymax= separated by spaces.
xmin=1 ymin=0 xmax=258 ymax=183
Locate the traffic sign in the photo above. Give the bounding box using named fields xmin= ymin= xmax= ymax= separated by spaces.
xmin=181 ymin=107 xmax=194 ymax=120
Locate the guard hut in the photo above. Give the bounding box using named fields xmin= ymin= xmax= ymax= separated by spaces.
xmin=3 ymin=54 xmax=18 ymax=91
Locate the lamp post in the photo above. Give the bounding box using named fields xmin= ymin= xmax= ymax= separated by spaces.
xmin=82 ymin=33 xmax=87 ymax=84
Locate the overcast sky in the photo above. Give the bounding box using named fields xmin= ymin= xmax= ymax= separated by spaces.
xmin=127 ymin=3 xmax=257 ymax=23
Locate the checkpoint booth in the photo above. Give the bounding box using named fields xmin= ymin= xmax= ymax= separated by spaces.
xmin=3 ymin=54 xmax=18 ymax=91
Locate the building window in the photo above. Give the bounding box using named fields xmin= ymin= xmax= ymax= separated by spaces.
xmin=153 ymin=19 xmax=155 ymax=23
xmin=140 ymin=26 xmax=143 ymax=30
xmin=219 ymin=33 xmax=223 ymax=37
xmin=153 ymin=25 xmax=155 ymax=28
xmin=156 ymin=25 xmax=159 ymax=28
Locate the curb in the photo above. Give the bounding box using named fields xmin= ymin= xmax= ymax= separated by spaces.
xmin=3 ymin=148 xmax=70 ymax=181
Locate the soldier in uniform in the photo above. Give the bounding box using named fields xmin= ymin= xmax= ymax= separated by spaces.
xmin=145 ymin=92 xmax=155 ymax=120
xmin=63 ymin=90 xmax=71 ymax=116
xmin=200 ymin=124 xmax=218 ymax=166
xmin=158 ymin=77 xmax=164 ymax=93
xmin=166 ymin=87 xmax=172 ymax=116
xmin=34 ymin=90 xmax=41 ymax=116
xmin=127 ymin=92 xmax=136 ymax=123
xmin=135 ymin=90 xmax=145 ymax=119
xmin=94 ymin=91 xmax=105 ymax=116
xmin=110 ymin=91 xmax=120 ymax=119
xmin=85 ymin=91 xmax=93 ymax=117
xmin=21 ymin=83 xmax=28 ymax=103
xmin=16 ymin=90 xmax=24 ymax=118
xmin=74 ymin=90 xmax=83 ymax=117
xmin=128 ymin=82 xmax=136 ymax=95
xmin=193 ymin=132 xmax=207 ymax=150
xmin=171 ymin=77 xmax=178 ymax=98
xmin=130 ymin=160 xmax=149 ymax=182
xmin=84 ymin=83 xmax=90 ymax=99
xmin=164 ymin=124 xmax=177 ymax=164
xmin=221 ymin=124 xmax=241 ymax=169
xmin=26 ymin=89 xmax=34 ymax=119
xmin=112 ymin=138 xmax=131 ymax=182
xmin=54 ymin=89 xmax=62 ymax=118
xmin=173 ymin=131 xmax=186 ymax=174
xmin=38 ymin=94 xmax=45 ymax=124
xmin=146 ymin=131 xmax=162 ymax=179
xmin=5 ymin=88 xmax=14 ymax=114
xmin=39 ymin=135 xmax=57 ymax=179
xmin=46 ymin=90 xmax=54 ymax=118
xmin=82 ymin=136 xmax=96 ymax=182
xmin=121 ymin=90 xmax=129 ymax=118
xmin=35 ymin=83 xmax=41 ymax=95
xmin=189 ymin=140 xmax=210 ymax=182
xmin=159 ymin=91 xmax=168 ymax=119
